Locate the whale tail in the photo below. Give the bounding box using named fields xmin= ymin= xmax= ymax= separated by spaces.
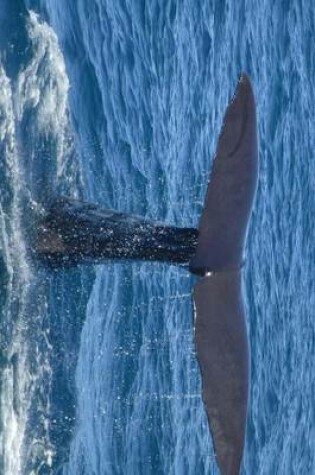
xmin=189 ymin=74 xmax=258 ymax=475
xmin=34 ymin=198 xmax=198 ymax=267
xmin=33 ymin=74 xmax=258 ymax=475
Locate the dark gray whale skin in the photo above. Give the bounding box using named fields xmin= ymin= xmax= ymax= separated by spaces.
xmin=35 ymin=198 xmax=198 ymax=267
xmin=193 ymin=272 xmax=249 ymax=475
xmin=189 ymin=74 xmax=258 ymax=276
xmin=190 ymin=74 xmax=258 ymax=475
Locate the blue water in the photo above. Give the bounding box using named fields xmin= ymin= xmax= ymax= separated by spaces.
xmin=0 ymin=0 xmax=314 ymax=474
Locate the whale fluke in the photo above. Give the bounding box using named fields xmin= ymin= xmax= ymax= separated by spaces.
xmin=189 ymin=74 xmax=258 ymax=275
xmin=190 ymin=74 xmax=258 ymax=474
xmin=194 ymin=272 xmax=248 ymax=475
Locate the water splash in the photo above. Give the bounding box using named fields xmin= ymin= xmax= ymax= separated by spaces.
xmin=0 ymin=10 xmax=78 ymax=474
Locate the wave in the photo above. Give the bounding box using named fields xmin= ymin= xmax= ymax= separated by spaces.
xmin=0 ymin=9 xmax=79 ymax=474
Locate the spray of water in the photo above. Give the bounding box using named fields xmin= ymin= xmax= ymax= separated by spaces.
xmin=0 ymin=10 xmax=77 ymax=474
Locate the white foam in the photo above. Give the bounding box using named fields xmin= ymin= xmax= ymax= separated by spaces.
xmin=0 ymin=65 xmax=30 ymax=467
xmin=0 ymin=10 xmax=74 ymax=473
xmin=16 ymin=11 xmax=72 ymax=180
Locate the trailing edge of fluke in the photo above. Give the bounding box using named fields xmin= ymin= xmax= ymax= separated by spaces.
xmin=189 ymin=73 xmax=258 ymax=475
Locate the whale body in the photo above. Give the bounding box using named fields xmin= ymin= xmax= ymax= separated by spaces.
xmin=35 ymin=198 xmax=198 ymax=266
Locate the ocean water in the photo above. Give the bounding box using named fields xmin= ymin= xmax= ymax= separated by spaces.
xmin=0 ymin=0 xmax=314 ymax=474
